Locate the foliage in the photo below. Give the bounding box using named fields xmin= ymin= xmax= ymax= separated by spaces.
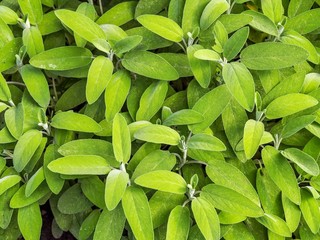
xmin=0 ymin=0 xmax=320 ymax=239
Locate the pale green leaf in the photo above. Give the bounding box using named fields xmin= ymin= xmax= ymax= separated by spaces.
xmin=122 ymin=186 xmax=154 ymax=240
xmin=135 ymin=170 xmax=187 ymax=194
xmin=243 ymin=120 xmax=264 ymax=160
xmin=48 ymin=155 xmax=111 ymax=175
xmin=262 ymin=146 xmax=301 ymax=204
xmin=134 ymin=124 xmax=181 ymax=145
xmin=137 ymin=14 xmax=183 ymax=42
xmin=105 ymin=169 xmax=129 ymax=210
xmin=166 ymin=206 xmax=190 ymax=240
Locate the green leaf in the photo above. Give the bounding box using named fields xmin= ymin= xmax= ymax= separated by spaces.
xmin=191 ymin=197 xmax=220 ymax=240
xmin=96 ymin=1 xmax=137 ymax=26
xmin=265 ymin=93 xmax=318 ymax=119
xmin=51 ymin=111 xmax=102 ymax=133
xmin=43 ymin=145 xmax=64 ymax=194
xmin=0 ymin=73 xmax=11 ymax=102
xmin=219 ymin=13 xmax=253 ymax=33
xmin=79 ymin=209 xmax=100 ymax=240
xmin=58 ymin=139 xmax=117 ymax=167
xmin=256 ymin=213 xmax=291 ymax=237
xmin=224 ymin=27 xmax=249 ymax=61
xmin=240 ymin=42 xmax=309 ymax=70
xmin=80 ymin=176 xmax=105 ymax=209
xmin=242 ymin=10 xmax=278 ymax=36
xmin=222 ymin=62 xmax=255 ymax=111
xmin=206 ymin=162 xmax=260 ymax=206
xmin=105 ymin=169 xmax=129 ymax=210
xmin=22 ymin=26 xmax=44 ymax=59
xmin=135 ymin=0 xmax=170 ymax=17
xmin=190 ymin=84 xmax=231 ymax=133
xmin=187 ymin=45 xmax=212 ymax=88
xmin=18 ymin=0 xmax=43 ymax=24
xmin=55 ymin=9 xmax=105 ymax=42
xmin=261 ymin=0 xmax=284 ymax=23
xmin=122 ymin=186 xmax=154 ymax=240
xmin=288 ymin=0 xmax=314 ymax=18
xmin=0 ymin=175 xmax=21 ymax=195
xmin=194 ymin=49 xmax=221 ymax=61
xmin=30 ymin=46 xmax=93 ymax=71
xmin=10 ymin=182 xmax=50 ymax=208
xmin=187 ymin=133 xmax=226 ymax=151
xmin=113 ymin=35 xmax=143 ymax=55
xmin=163 ymin=109 xmax=204 ymax=126
xmin=134 ymin=124 xmax=181 ymax=145
xmin=13 ymin=130 xmax=42 ymax=172
xmin=285 ymin=9 xmax=320 ymax=34
xmin=132 ymin=150 xmax=176 ymax=180
xmin=18 ymin=203 xmax=42 ymax=240
xmin=136 ymin=81 xmax=168 ymax=121
xmin=281 ymin=148 xmax=319 ymax=176
xmin=158 ymin=53 xmax=193 ymax=77
xmin=137 ymin=14 xmax=183 ymax=42
xmin=25 ymin=167 xmax=45 ymax=197
xmin=135 ymin=170 xmax=187 ymax=194
xmin=243 ymin=119 xmax=264 ymax=160
xmin=20 ymin=64 xmax=50 ymax=108
xmin=122 ymin=51 xmax=179 ymax=80
xmin=0 ymin=5 xmax=19 ymax=24
xmin=105 ymin=70 xmax=131 ymax=121
xmin=166 ymin=206 xmax=190 ymax=240
xmin=262 ymin=146 xmax=301 ymax=204
xmin=182 ymin=0 xmax=210 ymax=36
xmin=149 ymin=191 xmax=186 ymax=228
xmin=282 ymin=194 xmax=301 ymax=232
xmin=282 ymin=116 xmax=316 ymax=139
xmin=300 ymin=188 xmax=320 ymax=234
xmin=281 ymin=30 xmax=319 ymax=64
xmin=112 ymin=113 xmax=131 ymax=163
xmin=93 ymin=206 xmax=126 ymax=240
xmin=0 ymin=37 xmax=23 ymax=72
xmin=48 ymin=155 xmax=111 ymax=175
xmin=202 ymin=184 xmax=264 ymax=217
xmin=4 ymin=104 xmax=24 ymax=139
xmin=86 ymin=56 xmax=113 ymax=104
xmin=57 ymin=183 xmax=93 ymax=214
xmin=200 ymin=0 xmax=229 ymax=30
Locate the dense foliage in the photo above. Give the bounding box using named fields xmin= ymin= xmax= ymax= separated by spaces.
xmin=0 ymin=0 xmax=320 ymax=239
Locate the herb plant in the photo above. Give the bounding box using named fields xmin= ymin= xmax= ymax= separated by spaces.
xmin=0 ymin=0 xmax=320 ymax=239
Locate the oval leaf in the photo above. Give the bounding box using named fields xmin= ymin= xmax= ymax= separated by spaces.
xmin=122 ymin=51 xmax=179 ymax=80
xmin=265 ymin=93 xmax=318 ymax=119
xmin=256 ymin=213 xmax=292 ymax=237
xmin=262 ymin=146 xmax=301 ymax=204
xmin=48 ymin=155 xmax=111 ymax=175
xmin=187 ymin=133 xmax=226 ymax=151
xmin=51 ymin=111 xmax=102 ymax=133
xmin=30 ymin=46 xmax=92 ymax=70
xmin=166 ymin=206 xmax=190 ymax=240
xmin=137 ymin=14 xmax=183 ymax=42
xmin=243 ymin=119 xmax=264 ymax=160
xmin=134 ymin=124 xmax=181 ymax=145
xmin=18 ymin=203 xmax=42 ymax=240
xmin=122 ymin=186 xmax=154 ymax=240
xmin=135 ymin=170 xmax=187 ymax=194
xmin=240 ymin=42 xmax=309 ymax=70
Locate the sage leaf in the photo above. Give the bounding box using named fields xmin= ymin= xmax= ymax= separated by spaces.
xmin=30 ymin=46 xmax=93 ymax=71
xmin=51 ymin=111 xmax=102 ymax=133
xmin=265 ymin=93 xmax=318 ymax=119
xmin=241 ymin=42 xmax=309 ymax=70
xmin=137 ymin=14 xmax=183 ymax=42
xmin=134 ymin=124 xmax=181 ymax=145
xmin=105 ymin=169 xmax=129 ymax=211
xmin=262 ymin=146 xmax=301 ymax=204
xmin=86 ymin=56 xmax=113 ymax=104
xmin=281 ymin=148 xmax=319 ymax=176
xmin=135 ymin=170 xmax=187 ymax=194
xmin=122 ymin=50 xmax=179 ymax=80
xmin=122 ymin=186 xmax=154 ymax=240
xmin=48 ymin=155 xmax=111 ymax=175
